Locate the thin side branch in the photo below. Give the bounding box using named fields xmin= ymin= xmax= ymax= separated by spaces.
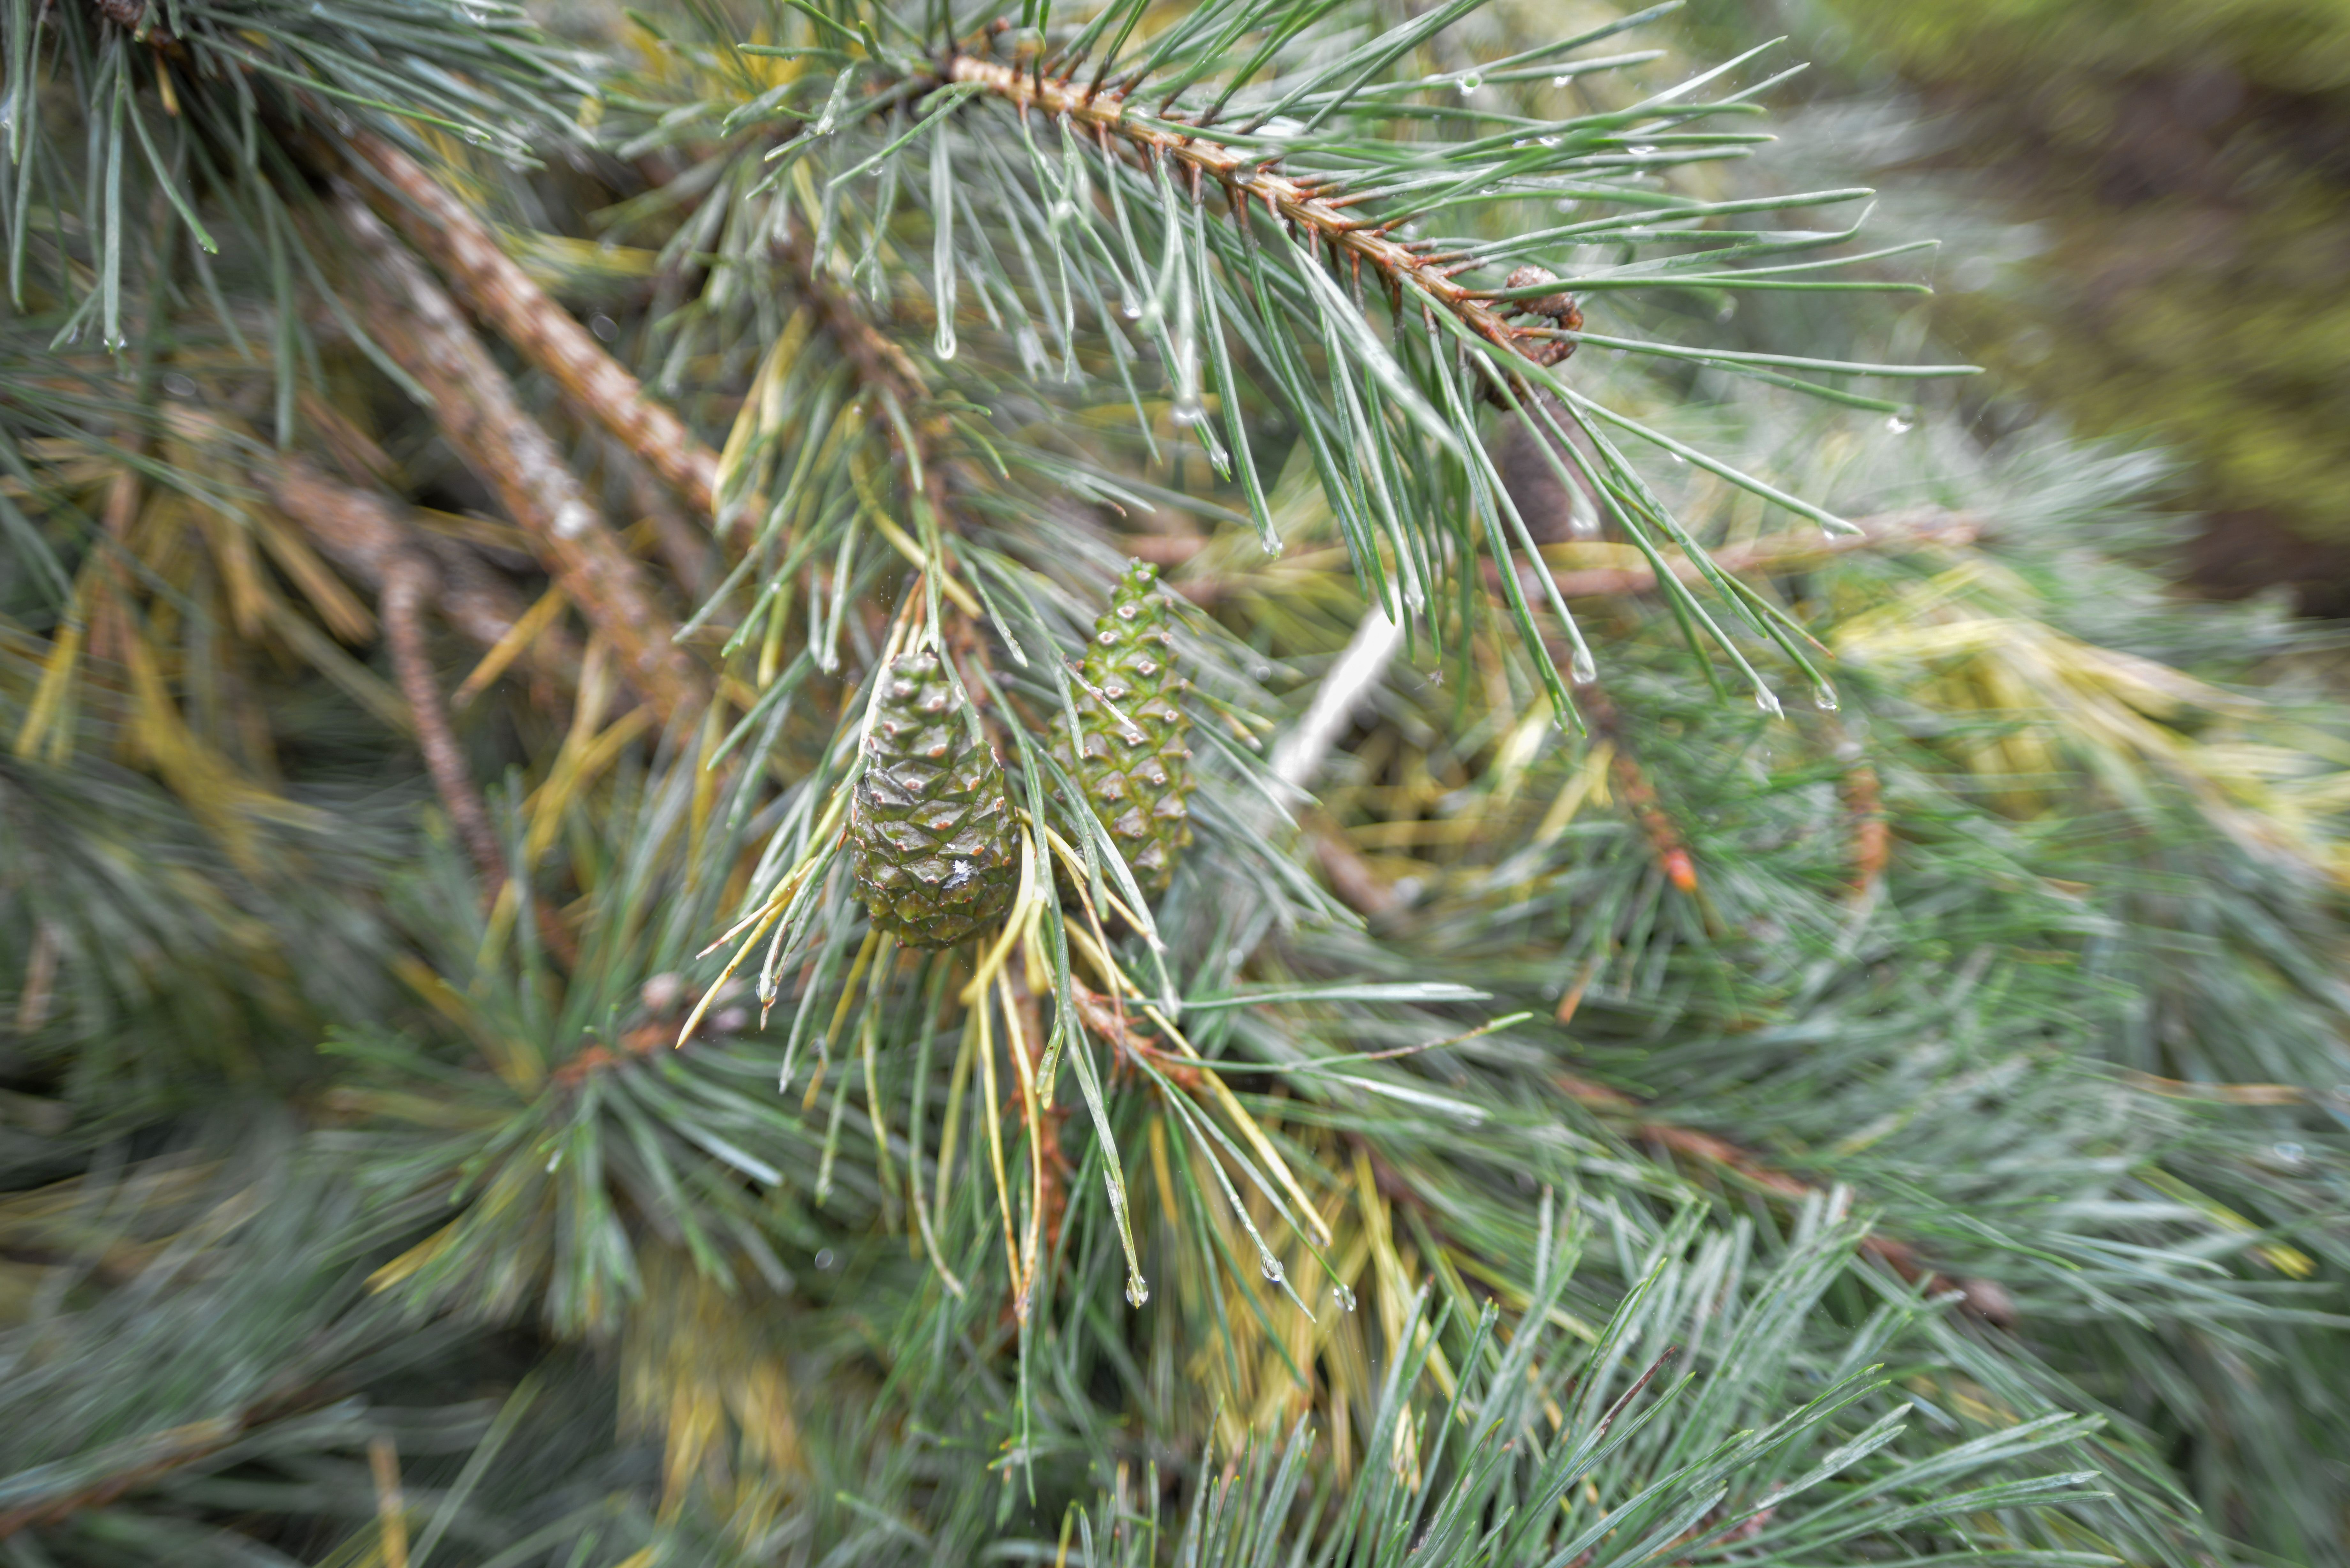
xmin=944 ymin=56 xmax=1559 ymax=360
xmin=257 ymin=450 xmax=579 ymax=683
xmin=335 ymin=189 xmax=709 ymax=729
xmin=1552 ymin=1070 xmax=2018 ymax=1326
xmin=381 ymin=556 xmax=506 ymax=892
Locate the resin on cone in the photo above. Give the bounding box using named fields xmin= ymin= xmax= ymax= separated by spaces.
xmin=1063 ymin=561 xmax=1194 ymax=895
xmin=850 ymin=650 xmax=1017 ymax=947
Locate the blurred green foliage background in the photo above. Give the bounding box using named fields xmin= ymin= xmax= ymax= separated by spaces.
xmin=1697 ymin=0 xmax=2350 ymax=607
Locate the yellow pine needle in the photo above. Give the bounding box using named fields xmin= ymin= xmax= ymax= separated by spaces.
xmin=999 ymin=967 xmax=1045 ymax=1321
xmin=368 ymin=1436 xmax=408 ymax=1568
xmin=937 ymin=998 xmax=978 ymax=1242
xmin=975 ymin=982 xmax=1023 ymax=1305
xmin=453 ymin=582 xmax=570 ymax=707
xmin=851 ymin=456 xmax=983 ymax=617
xmin=962 ymin=832 xmax=1041 ymax=1005
xmin=12 ymin=610 xmax=84 ymax=763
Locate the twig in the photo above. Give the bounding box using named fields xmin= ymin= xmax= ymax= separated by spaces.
xmin=1142 ymin=507 xmax=1979 ymax=607
xmin=334 ymin=189 xmax=708 ymax=730
xmin=1580 ymin=683 xmax=1699 ymax=896
xmin=333 ymin=131 xmax=725 ymax=527
xmin=942 ymin=56 xmax=1570 ymax=365
xmin=1271 ymin=603 xmax=1403 ymax=793
xmin=380 ymin=556 xmax=504 ymax=893
xmin=1068 ymin=980 xmax=1202 ymax=1090
xmin=255 ymin=449 xmax=578 ymax=684
xmin=1552 ymin=1070 xmax=2018 ymax=1326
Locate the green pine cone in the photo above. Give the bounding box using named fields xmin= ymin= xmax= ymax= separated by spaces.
xmin=1062 ymin=560 xmax=1194 ymax=896
xmin=850 ymin=650 xmax=1017 ymax=948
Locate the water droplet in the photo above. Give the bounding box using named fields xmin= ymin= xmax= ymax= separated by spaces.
xmin=162 ymin=373 xmax=198 ymax=399
xmin=935 ymin=320 xmax=957 ymax=360
xmin=815 ymin=1248 xmax=838 ymax=1271
xmin=2273 ymin=1141 xmax=2306 ymax=1165
xmin=1126 ymin=1279 xmax=1150 ymax=1307
xmin=589 ymin=313 xmax=618 ymax=342
xmin=1812 ymin=684 xmax=1840 ymax=712
xmin=1754 ymin=687 xmax=1784 ymax=718
xmin=1669 ymin=452 xmax=1687 ymax=466
xmin=1455 ymin=72 xmax=1482 ymax=95
xmin=1885 ymin=411 xmax=1915 ymax=434
xmin=1049 ymin=198 xmax=1076 ymax=226
xmin=1333 ymin=1283 xmax=1357 ymax=1313
xmin=1569 ymin=647 xmax=1596 ymax=684
xmin=1171 ymin=394 xmax=1207 ymax=426
xmin=1260 ymin=1256 xmax=1285 ymax=1284
xmin=1715 ymin=300 xmax=1737 ymax=323
xmin=1259 ymin=535 xmax=1282 ymax=558
xmin=1628 ymin=144 xmax=1657 ymax=159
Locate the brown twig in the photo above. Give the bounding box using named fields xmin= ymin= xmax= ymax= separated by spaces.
xmin=332 ymin=131 xmax=725 ymax=526
xmin=1552 ymin=1070 xmax=2017 ymax=1327
xmin=1840 ymin=753 xmax=1890 ymax=898
xmin=1580 ymin=683 xmax=1699 ymax=896
xmin=380 ymin=556 xmax=504 ymax=893
xmin=334 ymin=189 xmax=708 ymax=730
xmin=1068 ymin=980 xmax=1202 ymax=1091
xmin=255 ymin=449 xmax=578 ymax=684
xmin=943 ymin=57 xmax=1564 ymax=366
xmin=1149 ymin=508 xmax=1980 ymax=607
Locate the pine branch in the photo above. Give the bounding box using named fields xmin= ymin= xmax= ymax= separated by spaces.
xmin=331 ymin=130 xmax=727 ymax=528
xmin=256 ymin=450 xmax=577 ymax=684
xmin=379 ymin=556 xmax=504 ymax=893
xmin=333 ymin=190 xmax=709 ymax=728
xmin=941 ymin=55 xmax=1574 ymax=370
xmin=1548 ymin=1083 xmax=2018 ymax=1328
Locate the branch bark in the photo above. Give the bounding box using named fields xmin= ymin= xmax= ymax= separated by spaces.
xmin=380 ymin=556 xmax=505 ymax=892
xmin=1552 ymin=1070 xmax=2018 ymax=1326
xmin=334 ymin=131 xmax=725 ymax=526
xmin=334 ymin=188 xmax=708 ymax=729
xmin=943 ymin=55 xmax=1572 ymax=366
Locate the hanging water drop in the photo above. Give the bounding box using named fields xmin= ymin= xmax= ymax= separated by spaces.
xmin=935 ymin=320 xmax=957 ymax=360
xmin=1126 ymin=1278 xmax=1151 ymax=1307
xmin=1885 ymin=411 xmax=1915 ymax=434
xmin=1812 ymin=684 xmax=1840 ymax=712
xmin=1172 ymin=394 xmax=1207 ymax=426
xmin=1570 ymin=646 xmax=1596 ymax=684
xmin=1260 ymin=1256 xmax=1286 ymax=1285
xmin=1754 ymin=686 xmax=1784 ymax=718
xmin=1333 ymin=1283 xmax=1357 ymax=1313
xmin=1715 ymin=299 xmax=1737 ymax=323
xmin=1455 ymin=72 xmax=1482 ymax=94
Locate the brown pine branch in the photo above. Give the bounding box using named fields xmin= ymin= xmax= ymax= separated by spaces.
xmin=256 ymin=450 xmax=579 ymax=686
xmin=380 ymin=556 xmax=505 ymax=893
xmin=1551 ymin=1070 xmax=2017 ymax=1326
xmin=331 ymin=131 xmax=726 ymax=527
xmin=1127 ymin=507 xmax=1980 ymax=607
xmin=333 ymin=189 xmax=709 ymax=730
xmin=941 ymin=56 xmax=1570 ymax=364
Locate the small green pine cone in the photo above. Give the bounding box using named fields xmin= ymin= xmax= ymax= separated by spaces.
xmin=1062 ymin=560 xmax=1194 ymax=895
xmin=850 ymin=651 xmax=1017 ymax=948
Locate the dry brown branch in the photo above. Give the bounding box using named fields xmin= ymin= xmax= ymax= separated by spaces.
xmin=380 ymin=556 xmax=504 ymax=891
xmin=334 ymin=189 xmax=708 ymax=729
xmin=1580 ymin=683 xmax=1700 ymax=896
xmin=335 ymin=131 xmax=725 ymax=525
xmin=1552 ymin=1070 xmax=2017 ymax=1326
xmin=1068 ymin=981 xmax=1203 ymax=1091
xmin=1841 ymin=754 xmax=1890 ymax=898
xmin=258 ymin=451 xmax=578 ymax=683
xmin=1143 ymin=508 xmax=1979 ymax=607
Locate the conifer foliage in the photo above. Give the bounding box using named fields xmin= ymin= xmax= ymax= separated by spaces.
xmin=2 ymin=0 xmax=2346 ymax=1563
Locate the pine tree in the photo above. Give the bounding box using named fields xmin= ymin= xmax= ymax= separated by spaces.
xmin=3 ymin=0 xmax=2346 ymax=1565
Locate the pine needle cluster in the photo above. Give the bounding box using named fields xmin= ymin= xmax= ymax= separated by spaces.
xmin=1 ymin=0 xmax=2345 ymax=1564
